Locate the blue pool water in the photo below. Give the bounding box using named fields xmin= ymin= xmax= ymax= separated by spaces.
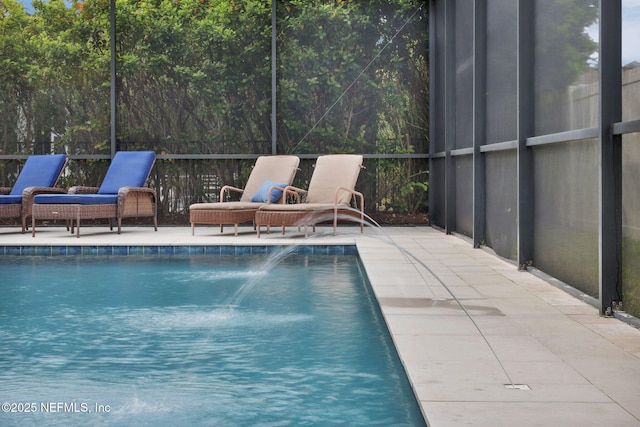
xmin=0 ymin=253 xmax=426 ymax=426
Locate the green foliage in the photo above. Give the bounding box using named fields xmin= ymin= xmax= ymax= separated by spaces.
xmin=111 ymin=0 xmax=273 ymax=153
xmin=536 ymin=0 xmax=598 ymax=93
xmin=0 ymin=0 xmax=432 ymax=214
xmin=0 ymin=0 xmax=38 ymax=153
xmin=277 ymin=0 xmax=428 ymax=157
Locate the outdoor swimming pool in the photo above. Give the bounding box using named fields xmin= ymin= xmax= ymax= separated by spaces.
xmin=0 ymin=250 xmax=426 ymax=426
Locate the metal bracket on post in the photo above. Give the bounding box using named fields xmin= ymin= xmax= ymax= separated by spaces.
xmin=603 ymin=300 xmax=623 ymax=318
xmin=518 ymin=260 xmax=532 ymax=272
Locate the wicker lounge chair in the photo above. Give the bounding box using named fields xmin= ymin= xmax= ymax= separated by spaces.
xmin=0 ymin=154 xmax=68 ymax=233
xmin=189 ymin=155 xmax=300 ymax=236
xmin=31 ymin=151 xmax=157 ymax=237
xmin=254 ymin=154 xmax=364 ymax=237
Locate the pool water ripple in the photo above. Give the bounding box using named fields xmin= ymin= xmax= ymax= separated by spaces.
xmin=0 ymin=254 xmax=426 ymax=427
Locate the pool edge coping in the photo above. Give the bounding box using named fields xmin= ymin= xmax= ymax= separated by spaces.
xmin=0 ymin=244 xmax=359 ymax=256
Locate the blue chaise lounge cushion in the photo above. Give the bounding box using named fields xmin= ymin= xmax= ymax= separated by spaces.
xmin=33 ymin=151 xmax=155 ymax=205
xmin=98 ymin=151 xmax=156 ymax=194
xmin=8 ymin=154 xmax=67 ymax=196
xmin=0 ymin=195 xmax=23 ymax=204
xmin=33 ymin=194 xmax=119 ymax=205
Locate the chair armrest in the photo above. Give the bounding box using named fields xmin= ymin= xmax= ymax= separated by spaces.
xmin=281 ymin=185 xmax=307 ymax=204
xmin=117 ymin=187 xmax=158 ymax=215
xmin=0 ymin=187 xmax=11 ymax=195
xmin=334 ymin=186 xmax=365 ymax=211
xmin=263 ymin=184 xmax=288 ymax=204
xmin=21 ymin=186 xmax=67 ymax=215
xmin=219 ymin=185 xmax=244 ymax=201
xmin=22 ymin=186 xmax=67 ymax=199
xmin=118 ymin=186 xmax=157 ymax=200
xmin=69 ymin=186 xmax=100 ymax=194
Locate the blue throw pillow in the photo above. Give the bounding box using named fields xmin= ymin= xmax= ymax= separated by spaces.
xmin=250 ymin=180 xmax=288 ymax=203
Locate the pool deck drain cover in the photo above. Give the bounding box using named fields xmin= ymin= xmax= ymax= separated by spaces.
xmin=504 ymin=384 xmax=531 ymax=390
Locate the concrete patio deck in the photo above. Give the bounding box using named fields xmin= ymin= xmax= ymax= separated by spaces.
xmin=2 ymin=224 xmax=640 ymax=426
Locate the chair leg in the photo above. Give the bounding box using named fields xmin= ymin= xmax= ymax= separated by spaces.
xmin=234 ymin=224 xmax=238 ymax=236
xmin=31 ymin=216 xmax=36 ymax=237
xmin=191 ymin=223 xmax=195 ymax=236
